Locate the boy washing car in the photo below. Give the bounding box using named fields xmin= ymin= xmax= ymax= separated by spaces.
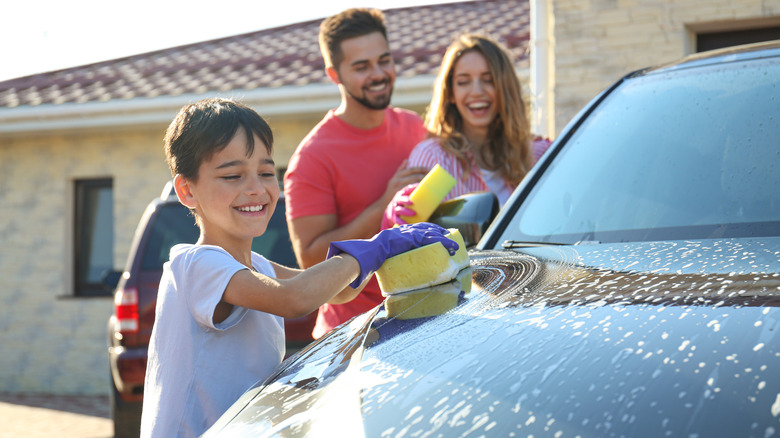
xmin=139 ymin=97 xmax=457 ymax=437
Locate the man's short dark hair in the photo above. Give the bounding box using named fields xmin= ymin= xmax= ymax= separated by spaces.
xmin=319 ymin=8 xmax=388 ymax=70
xmin=164 ymin=97 xmax=273 ymax=180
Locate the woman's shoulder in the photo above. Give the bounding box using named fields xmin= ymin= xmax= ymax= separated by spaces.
xmin=409 ymin=137 xmax=448 ymax=160
xmin=409 ymin=137 xmax=467 ymax=176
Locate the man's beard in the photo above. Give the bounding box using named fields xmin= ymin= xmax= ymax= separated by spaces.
xmin=345 ymin=79 xmax=394 ymax=110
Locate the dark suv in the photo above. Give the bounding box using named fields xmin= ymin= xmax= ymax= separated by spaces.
xmin=106 ymin=182 xmax=316 ymax=438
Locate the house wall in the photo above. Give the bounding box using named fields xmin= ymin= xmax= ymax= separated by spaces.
xmin=0 ymin=127 xmax=168 ymax=393
xmin=552 ymin=0 xmax=780 ymax=134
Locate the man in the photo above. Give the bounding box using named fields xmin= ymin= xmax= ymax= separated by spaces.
xmin=284 ymin=8 xmax=428 ymax=338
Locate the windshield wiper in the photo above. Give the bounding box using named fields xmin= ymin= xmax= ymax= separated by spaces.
xmin=502 ymin=240 xmax=568 ymax=248
xmin=501 ymin=240 xmax=601 ymax=249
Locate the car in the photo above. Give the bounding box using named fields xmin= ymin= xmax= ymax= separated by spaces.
xmin=105 ymin=182 xmax=316 ymax=438
xmin=202 ymin=40 xmax=780 ymax=437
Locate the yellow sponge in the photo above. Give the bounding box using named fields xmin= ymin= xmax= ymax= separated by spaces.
xmin=456 ymin=266 xmax=473 ymax=295
xmin=385 ymin=280 xmax=460 ymax=319
xmin=400 ymin=164 xmax=457 ymax=224
xmin=376 ymin=229 xmax=468 ymax=295
xmin=385 ymin=268 xmax=472 ymax=319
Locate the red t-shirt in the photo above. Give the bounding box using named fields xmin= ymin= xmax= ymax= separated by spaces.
xmin=284 ymin=107 xmax=426 ymax=338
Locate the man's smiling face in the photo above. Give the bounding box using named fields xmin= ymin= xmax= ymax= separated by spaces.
xmin=334 ymin=31 xmax=396 ymax=110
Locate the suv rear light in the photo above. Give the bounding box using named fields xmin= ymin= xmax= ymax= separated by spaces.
xmin=115 ymin=286 xmax=140 ymax=333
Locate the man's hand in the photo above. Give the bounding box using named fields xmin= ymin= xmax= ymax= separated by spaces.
xmin=381 ymin=160 xmax=428 ymax=209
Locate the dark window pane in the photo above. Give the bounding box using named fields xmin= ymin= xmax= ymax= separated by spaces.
xmin=697 ymin=27 xmax=780 ymax=52
xmin=74 ymin=179 xmax=113 ymax=296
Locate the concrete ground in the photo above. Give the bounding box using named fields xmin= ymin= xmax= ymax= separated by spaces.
xmin=0 ymin=393 xmax=112 ymax=438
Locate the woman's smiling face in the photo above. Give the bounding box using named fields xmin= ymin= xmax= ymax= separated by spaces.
xmin=449 ymin=50 xmax=497 ymax=143
xmin=187 ymin=128 xmax=279 ymax=248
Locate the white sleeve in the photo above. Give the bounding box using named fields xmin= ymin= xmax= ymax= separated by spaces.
xmin=177 ymin=245 xmax=250 ymax=330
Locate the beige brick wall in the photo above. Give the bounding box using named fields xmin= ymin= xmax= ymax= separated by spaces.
xmin=552 ymin=0 xmax=780 ymax=134
xmin=0 ymin=126 xmax=171 ymax=394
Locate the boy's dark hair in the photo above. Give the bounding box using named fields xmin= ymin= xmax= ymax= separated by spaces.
xmin=319 ymin=8 xmax=387 ymax=70
xmin=164 ymin=97 xmax=273 ymax=180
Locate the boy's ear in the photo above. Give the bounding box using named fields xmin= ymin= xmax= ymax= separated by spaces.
xmin=173 ymin=174 xmax=197 ymax=209
xmin=325 ymin=65 xmax=341 ymax=85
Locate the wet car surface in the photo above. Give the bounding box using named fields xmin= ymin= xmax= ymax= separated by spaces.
xmin=204 ymin=41 xmax=780 ymax=437
xmin=207 ymin=239 xmax=780 ymax=437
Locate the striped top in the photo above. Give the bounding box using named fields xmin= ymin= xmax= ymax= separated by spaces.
xmin=407 ymin=136 xmax=552 ymax=206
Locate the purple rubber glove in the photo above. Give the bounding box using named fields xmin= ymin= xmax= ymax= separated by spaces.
xmin=381 ymin=183 xmax=418 ymax=229
xmin=327 ymin=222 xmax=459 ymax=288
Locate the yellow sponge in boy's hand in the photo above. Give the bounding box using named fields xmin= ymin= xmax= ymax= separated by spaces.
xmin=376 ymin=229 xmax=468 ymax=295
xmin=385 ymin=280 xmax=461 ymax=320
xmin=385 ymin=268 xmax=472 ymax=319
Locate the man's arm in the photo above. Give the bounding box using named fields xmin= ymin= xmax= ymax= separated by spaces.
xmin=288 ymin=160 xmax=428 ymax=268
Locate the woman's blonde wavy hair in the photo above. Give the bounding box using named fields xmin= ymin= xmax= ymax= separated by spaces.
xmin=424 ymin=33 xmax=533 ymax=186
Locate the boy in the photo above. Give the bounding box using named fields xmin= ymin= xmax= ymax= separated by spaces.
xmin=140 ymin=97 xmax=456 ymax=437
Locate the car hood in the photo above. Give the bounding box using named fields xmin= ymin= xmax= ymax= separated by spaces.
xmin=206 ymin=237 xmax=780 ymax=437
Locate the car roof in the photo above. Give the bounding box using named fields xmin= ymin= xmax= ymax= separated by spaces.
xmin=639 ymin=39 xmax=780 ymax=77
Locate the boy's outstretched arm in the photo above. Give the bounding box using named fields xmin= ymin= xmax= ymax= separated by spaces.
xmin=223 ymin=254 xmax=361 ymax=319
xmin=220 ymin=223 xmax=458 ymax=320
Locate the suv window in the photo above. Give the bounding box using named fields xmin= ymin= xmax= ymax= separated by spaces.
xmin=141 ymin=201 xmax=298 ymax=271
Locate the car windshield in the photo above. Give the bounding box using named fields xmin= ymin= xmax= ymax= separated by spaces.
xmin=502 ymin=55 xmax=780 ymax=245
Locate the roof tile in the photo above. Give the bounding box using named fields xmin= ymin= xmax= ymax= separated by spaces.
xmin=0 ymin=0 xmax=530 ymax=109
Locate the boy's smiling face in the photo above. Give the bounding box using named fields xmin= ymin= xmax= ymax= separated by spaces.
xmin=176 ymin=128 xmax=279 ymax=252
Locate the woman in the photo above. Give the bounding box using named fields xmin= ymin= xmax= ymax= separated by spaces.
xmin=382 ymin=33 xmax=551 ymax=228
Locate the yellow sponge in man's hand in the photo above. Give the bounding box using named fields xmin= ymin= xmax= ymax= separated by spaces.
xmin=376 ymin=229 xmax=468 ymax=295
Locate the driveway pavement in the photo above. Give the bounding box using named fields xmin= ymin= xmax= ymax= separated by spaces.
xmin=0 ymin=393 xmax=112 ymax=438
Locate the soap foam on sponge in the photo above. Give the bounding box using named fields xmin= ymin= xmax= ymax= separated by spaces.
xmin=376 ymin=228 xmax=468 ymax=296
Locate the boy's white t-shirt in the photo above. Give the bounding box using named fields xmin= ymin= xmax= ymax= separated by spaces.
xmin=140 ymin=244 xmax=285 ymax=438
